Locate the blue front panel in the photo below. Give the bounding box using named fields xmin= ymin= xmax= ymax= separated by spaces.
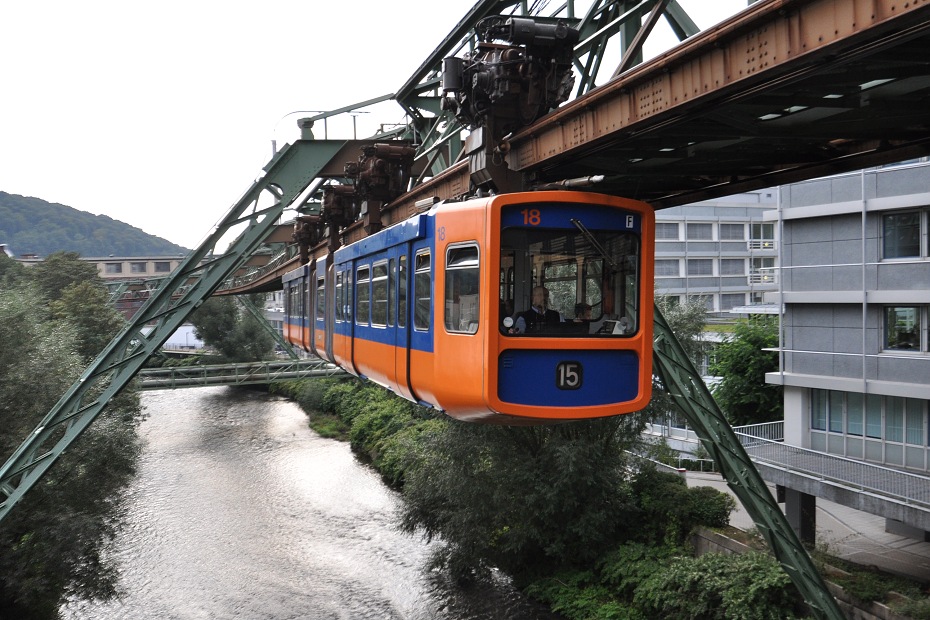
xmin=498 ymin=349 xmax=640 ymax=407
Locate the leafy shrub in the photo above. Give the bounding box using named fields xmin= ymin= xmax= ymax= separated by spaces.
xmin=634 ymin=551 xmax=801 ymax=620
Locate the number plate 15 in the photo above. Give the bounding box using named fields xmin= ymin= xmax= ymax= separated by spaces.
xmin=556 ymin=361 xmax=583 ymax=390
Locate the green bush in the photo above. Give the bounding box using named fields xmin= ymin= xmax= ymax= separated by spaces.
xmin=634 ymin=551 xmax=802 ymax=620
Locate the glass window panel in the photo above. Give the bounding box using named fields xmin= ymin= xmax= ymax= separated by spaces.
xmin=719 ymin=223 xmax=744 ymax=240
xmin=686 ymin=223 xmax=713 ymax=240
xmin=388 ymin=259 xmax=395 ymax=327
xmin=130 ymin=262 xmax=147 ymax=273
xmin=398 ymin=256 xmax=406 ymax=328
xmin=500 ymin=216 xmax=640 ymax=338
xmin=655 ymin=222 xmax=679 ymax=240
xmin=882 ymin=211 xmax=920 ymax=259
xmin=316 ymin=277 xmax=325 ymax=320
xmin=905 ymin=398 xmax=924 ymax=445
xmin=154 ymin=261 xmax=171 ymax=273
xmin=356 ymin=266 xmax=370 ymax=326
xmin=828 ymin=391 xmax=844 ymax=433
xmin=811 ymin=389 xmax=827 ymax=430
xmin=886 ymin=396 xmax=904 ymax=443
xmin=847 ymin=393 xmax=863 ymax=436
xmin=655 ymin=259 xmax=679 ymax=277
xmin=371 ymin=262 xmax=388 ymax=326
xmin=751 ymin=223 xmax=774 ymax=240
xmin=445 ymin=245 xmax=480 ymax=334
xmin=720 ymin=259 xmax=745 ymax=275
xmin=720 ymin=293 xmax=745 ymax=310
xmin=687 ymin=259 xmax=713 ymax=276
xmin=414 ymin=251 xmax=431 ymax=330
xmin=884 ymin=306 xmax=920 ymax=350
xmin=866 ymin=394 xmax=882 ymax=438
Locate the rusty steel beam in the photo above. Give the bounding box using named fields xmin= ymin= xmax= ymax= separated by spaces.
xmin=506 ymin=0 xmax=930 ymax=177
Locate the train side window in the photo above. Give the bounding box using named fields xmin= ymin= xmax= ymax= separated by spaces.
xmin=372 ymin=261 xmax=388 ymax=327
xmin=335 ymin=271 xmax=344 ymax=322
xmin=316 ymin=276 xmax=325 ymax=320
xmin=414 ymin=251 xmax=431 ymax=331
xmin=388 ymin=258 xmax=396 ymax=327
xmin=346 ymin=269 xmax=353 ymax=323
xmin=445 ymin=244 xmax=480 ymax=334
xmin=356 ymin=265 xmax=371 ymax=326
xmin=398 ymin=255 xmax=407 ymax=328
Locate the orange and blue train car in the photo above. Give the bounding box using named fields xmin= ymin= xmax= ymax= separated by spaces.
xmin=282 ymin=190 xmax=655 ymax=423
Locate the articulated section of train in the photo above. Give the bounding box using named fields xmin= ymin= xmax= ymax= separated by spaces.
xmin=284 ymin=190 xmax=654 ymax=423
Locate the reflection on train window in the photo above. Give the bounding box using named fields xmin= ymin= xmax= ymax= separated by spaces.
xmin=445 ymin=244 xmax=480 ymax=334
xmin=335 ymin=272 xmax=344 ymax=322
xmin=414 ymin=251 xmax=431 ymax=330
xmin=316 ymin=277 xmax=325 ymax=320
xmin=398 ymin=256 xmax=406 ymax=328
xmin=388 ymin=258 xmax=396 ymax=327
xmin=345 ymin=269 xmax=353 ymax=323
xmin=501 ymin=224 xmax=640 ymax=337
xmin=356 ymin=265 xmax=371 ymax=326
xmin=372 ymin=261 xmax=388 ymax=327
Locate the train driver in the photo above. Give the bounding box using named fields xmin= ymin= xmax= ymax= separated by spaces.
xmin=510 ymin=286 xmax=563 ymax=334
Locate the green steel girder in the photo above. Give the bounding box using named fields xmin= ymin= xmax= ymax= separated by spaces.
xmin=235 ymin=295 xmax=299 ymax=360
xmin=651 ymin=306 xmax=845 ymax=620
xmin=0 ymin=138 xmax=347 ymax=524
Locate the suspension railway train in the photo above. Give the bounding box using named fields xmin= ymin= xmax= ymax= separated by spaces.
xmin=283 ymin=190 xmax=655 ymax=423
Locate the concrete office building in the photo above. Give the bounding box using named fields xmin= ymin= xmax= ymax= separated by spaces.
xmin=764 ymin=160 xmax=930 ymax=541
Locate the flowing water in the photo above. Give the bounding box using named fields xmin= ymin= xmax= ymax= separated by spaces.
xmin=61 ymin=387 xmax=560 ymax=620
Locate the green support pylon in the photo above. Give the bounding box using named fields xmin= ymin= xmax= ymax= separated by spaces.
xmin=651 ymin=306 xmax=845 ymax=620
xmin=0 ymin=138 xmax=347 ymax=524
xmin=235 ymin=295 xmax=300 ymax=360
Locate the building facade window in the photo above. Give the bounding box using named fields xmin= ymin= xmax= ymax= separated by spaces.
xmin=883 ymin=306 xmax=922 ymax=351
xmin=719 ymin=223 xmax=745 ymax=240
xmin=720 ymin=293 xmax=745 ymax=310
xmin=154 ymin=261 xmax=171 ymax=273
xmin=130 ymin=262 xmax=147 ymax=274
xmin=810 ymin=388 xmax=930 ymax=468
xmin=104 ymin=263 xmax=122 ymax=274
xmin=882 ymin=211 xmax=921 ymax=259
xmin=686 ymin=223 xmax=713 ymax=240
xmin=719 ymin=258 xmax=745 ymax=275
xmin=687 ymin=258 xmax=713 ymax=276
xmin=655 ymin=222 xmax=680 ymax=240
xmin=655 ymin=259 xmax=680 ymax=277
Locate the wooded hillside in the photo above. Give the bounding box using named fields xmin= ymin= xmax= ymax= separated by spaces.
xmin=0 ymin=191 xmax=189 ymax=257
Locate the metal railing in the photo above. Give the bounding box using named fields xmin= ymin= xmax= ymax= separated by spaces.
xmin=734 ymin=433 xmax=930 ymax=509
xmin=732 ymin=421 xmax=784 ymax=443
xmin=137 ymin=358 xmax=346 ymax=390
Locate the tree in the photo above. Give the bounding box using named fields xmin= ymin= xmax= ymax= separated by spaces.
xmin=399 ymin=414 xmax=649 ymax=583
xmin=29 ymin=251 xmax=100 ymax=303
xmin=0 ymin=281 xmax=141 ymax=618
xmin=189 ymin=294 xmax=275 ymax=362
xmin=709 ymin=317 xmax=782 ymax=425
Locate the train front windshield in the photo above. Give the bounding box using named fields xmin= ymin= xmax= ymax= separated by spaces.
xmin=500 ymin=209 xmax=641 ymax=337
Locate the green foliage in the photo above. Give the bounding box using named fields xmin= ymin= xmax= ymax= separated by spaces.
xmin=30 ymin=251 xmax=101 ymax=303
xmin=50 ymin=280 xmax=125 ymax=360
xmin=710 ymin=317 xmax=783 ymax=425
xmin=0 ymin=276 xmax=142 ymax=617
xmin=399 ymin=415 xmax=651 ymax=582
xmin=0 ymin=190 xmax=188 ymax=257
xmin=188 ymin=294 xmax=275 ymax=362
xmin=0 ymin=253 xmax=27 ymax=287
xmin=634 ymin=551 xmax=801 ymax=620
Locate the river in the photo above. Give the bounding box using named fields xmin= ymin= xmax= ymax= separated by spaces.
xmin=61 ymin=386 xmax=560 ymax=620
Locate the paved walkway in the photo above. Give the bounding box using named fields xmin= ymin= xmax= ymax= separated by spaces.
xmin=685 ymin=471 xmax=930 ymax=583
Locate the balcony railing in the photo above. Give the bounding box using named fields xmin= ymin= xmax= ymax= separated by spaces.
xmin=734 ymin=433 xmax=930 ymax=509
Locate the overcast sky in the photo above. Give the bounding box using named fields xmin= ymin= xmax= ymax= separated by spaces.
xmin=1 ymin=1 xmax=747 ymax=250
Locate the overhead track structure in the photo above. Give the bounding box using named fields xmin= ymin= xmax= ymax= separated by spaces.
xmin=4 ymin=1 xmax=930 ymax=617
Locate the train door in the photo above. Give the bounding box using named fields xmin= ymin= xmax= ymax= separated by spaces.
xmin=323 ymin=262 xmax=335 ymax=363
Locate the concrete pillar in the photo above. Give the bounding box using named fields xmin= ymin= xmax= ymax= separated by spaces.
xmin=784 ymin=487 xmax=817 ymax=546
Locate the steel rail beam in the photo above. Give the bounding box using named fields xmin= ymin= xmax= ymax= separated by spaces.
xmin=506 ymin=0 xmax=930 ymax=187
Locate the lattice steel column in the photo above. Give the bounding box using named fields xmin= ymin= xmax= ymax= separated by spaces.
xmin=652 ymin=306 xmax=845 ymax=620
xmin=0 ymin=139 xmax=346 ymax=524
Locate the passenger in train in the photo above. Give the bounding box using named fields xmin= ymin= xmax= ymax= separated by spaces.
xmin=573 ymin=302 xmax=593 ymax=322
xmin=510 ymin=286 xmax=563 ymax=334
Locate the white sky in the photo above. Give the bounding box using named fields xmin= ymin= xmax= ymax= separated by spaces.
xmin=0 ymin=1 xmax=747 ymax=250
